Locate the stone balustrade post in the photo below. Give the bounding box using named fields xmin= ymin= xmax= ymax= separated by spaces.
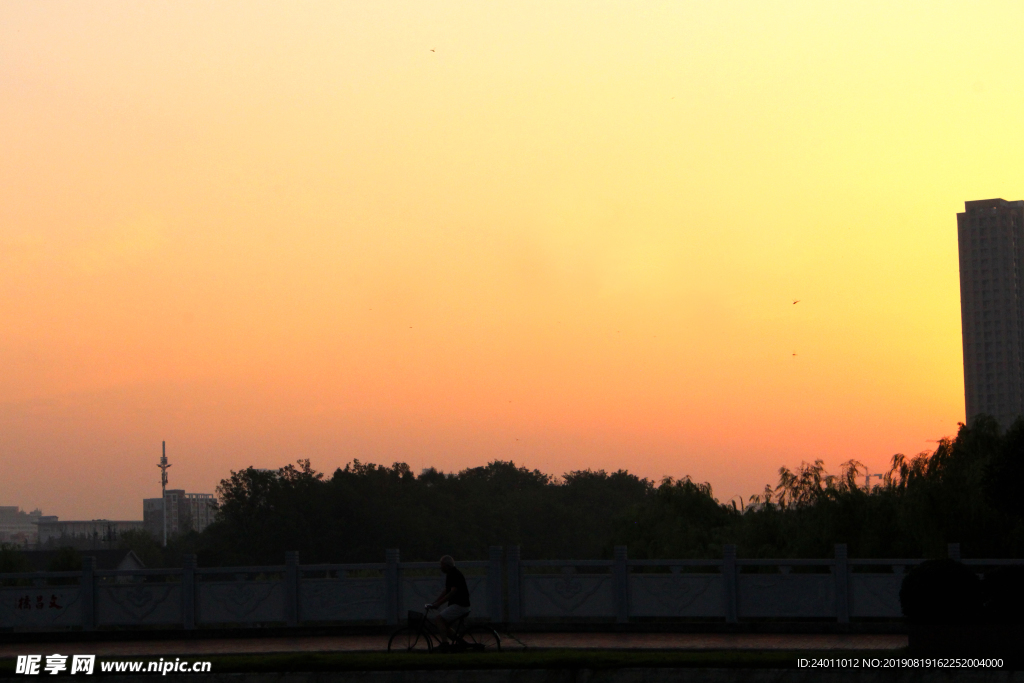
xmin=385 ymin=549 xmax=400 ymax=625
xmin=613 ymin=545 xmax=629 ymax=623
xmin=723 ymin=544 xmax=738 ymax=624
xmin=285 ymin=551 xmax=299 ymax=626
xmin=81 ymin=556 xmax=96 ymax=631
xmin=488 ymin=546 xmax=503 ymax=622
xmin=182 ymin=554 xmax=196 ymax=630
xmin=506 ymin=546 xmax=521 ymax=624
xmin=834 ymin=544 xmax=849 ymax=624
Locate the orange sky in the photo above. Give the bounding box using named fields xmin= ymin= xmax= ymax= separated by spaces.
xmin=3 ymin=1 xmax=1023 ymax=520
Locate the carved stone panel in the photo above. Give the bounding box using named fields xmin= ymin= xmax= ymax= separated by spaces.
xmin=97 ymin=584 xmax=182 ymax=625
xmin=629 ymin=572 xmax=723 ymax=617
xmin=521 ymin=569 xmax=614 ymax=618
xmin=849 ymin=574 xmax=903 ymax=617
xmin=0 ymin=588 xmax=82 ymax=629
xmin=197 ymin=580 xmax=284 ymax=624
xmin=738 ymin=574 xmax=835 ymax=618
xmin=400 ymin=576 xmax=489 ymax=619
xmin=301 ymin=578 xmax=386 ymax=622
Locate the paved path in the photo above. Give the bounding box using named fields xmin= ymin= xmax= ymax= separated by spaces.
xmin=511 ymin=633 xmax=905 ymax=651
xmin=0 ymin=633 xmax=906 ymax=658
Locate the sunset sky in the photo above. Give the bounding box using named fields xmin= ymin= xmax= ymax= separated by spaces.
xmin=3 ymin=1 xmax=1024 ymax=520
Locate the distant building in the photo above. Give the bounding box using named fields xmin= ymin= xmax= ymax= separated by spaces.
xmin=142 ymin=498 xmax=164 ymax=538
xmin=36 ymin=520 xmax=145 ymax=550
xmin=957 ymin=199 xmax=1024 ymax=427
xmin=143 ymin=490 xmax=216 ymax=539
xmin=186 ymin=493 xmax=216 ymax=532
xmin=0 ymin=507 xmax=56 ymax=546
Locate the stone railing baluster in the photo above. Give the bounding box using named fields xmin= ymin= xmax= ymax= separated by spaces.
xmin=614 ymin=546 xmax=629 ymax=623
xmin=488 ymin=546 xmax=503 ymax=622
xmin=81 ymin=556 xmax=96 ymax=631
xmin=506 ymin=545 xmax=521 ymax=624
xmin=385 ymin=549 xmax=400 ymax=625
xmin=285 ymin=551 xmax=299 ymax=626
xmin=723 ymin=544 xmax=738 ymax=623
xmin=182 ymin=554 xmax=196 ymax=630
xmin=834 ymin=544 xmax=849 ymax=624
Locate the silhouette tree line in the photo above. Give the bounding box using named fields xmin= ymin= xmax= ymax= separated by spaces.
xmin=4 ymin=415 xmax=1023 ymax=569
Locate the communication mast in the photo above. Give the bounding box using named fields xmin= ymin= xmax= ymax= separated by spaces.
xmin=158 ymin=441 xmax=171 ymax=547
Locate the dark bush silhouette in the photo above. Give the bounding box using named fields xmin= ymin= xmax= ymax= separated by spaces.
xmin=900 ymin=559 xmax=983 ymax=624
xmin=47 ymin=547 xmax=82 ymax=572
xmin=0 ymin=544 xmax=30 ymax=574
xmin=983 ymin=566 xmax=1024 ymax=624
xmin=117 ymin=529 xmax=164 ymax=569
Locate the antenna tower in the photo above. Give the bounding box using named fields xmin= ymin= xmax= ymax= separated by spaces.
xmin=158 ymin=441 xmax=171 ymax=547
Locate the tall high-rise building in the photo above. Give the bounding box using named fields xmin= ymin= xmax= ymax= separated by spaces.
xmin=957 ymin=198 xmax=1024 ymax=427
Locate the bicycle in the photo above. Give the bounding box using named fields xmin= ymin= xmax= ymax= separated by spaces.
xmin=387 ymin=606 xmax=501 ymax=653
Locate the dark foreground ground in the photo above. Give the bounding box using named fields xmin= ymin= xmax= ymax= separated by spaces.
xmin=0 ymin=649 xmax=917 ymax=678
xmin=0 ymin=632 xmax=906 ymax=659
xmin=4 ymin=635 xmax=1018 ymax=682
xmin=0 ymin=633 xmax=922 ymax=678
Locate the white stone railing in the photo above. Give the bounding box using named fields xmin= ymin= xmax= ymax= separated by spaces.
xmin=1 ymin=543 xmax=1017 ymax=631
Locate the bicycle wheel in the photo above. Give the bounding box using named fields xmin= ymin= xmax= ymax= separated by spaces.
xmin=388 ymin=627 xmax=432 ymax=653
xmin=461 ymin=625 xmax=501 ymax=651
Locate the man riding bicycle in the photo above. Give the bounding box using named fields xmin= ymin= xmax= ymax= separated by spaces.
xmin=425 ymin=555 xmax=470 ymax=647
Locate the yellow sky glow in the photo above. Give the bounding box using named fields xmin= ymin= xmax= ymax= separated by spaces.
xmin=4 ymin=1 xmax=1023 ymax=519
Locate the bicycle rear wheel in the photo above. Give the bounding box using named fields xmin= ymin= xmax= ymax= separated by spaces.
xmin=388 ymin=627 xmax=432 ymax=653
xmin=461 ymin=625 xmax=501 ymax=651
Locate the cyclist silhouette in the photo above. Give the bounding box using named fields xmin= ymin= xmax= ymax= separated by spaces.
xmin=425 ymin=555 xmax=470 ymax=646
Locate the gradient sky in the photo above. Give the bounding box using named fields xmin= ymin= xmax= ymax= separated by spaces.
xmin=3 ymin=1 xmax=1023 ymax=520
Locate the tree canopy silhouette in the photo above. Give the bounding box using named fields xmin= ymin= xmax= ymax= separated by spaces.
xmin=110 ymin=415 xmax=1024 ymax=566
